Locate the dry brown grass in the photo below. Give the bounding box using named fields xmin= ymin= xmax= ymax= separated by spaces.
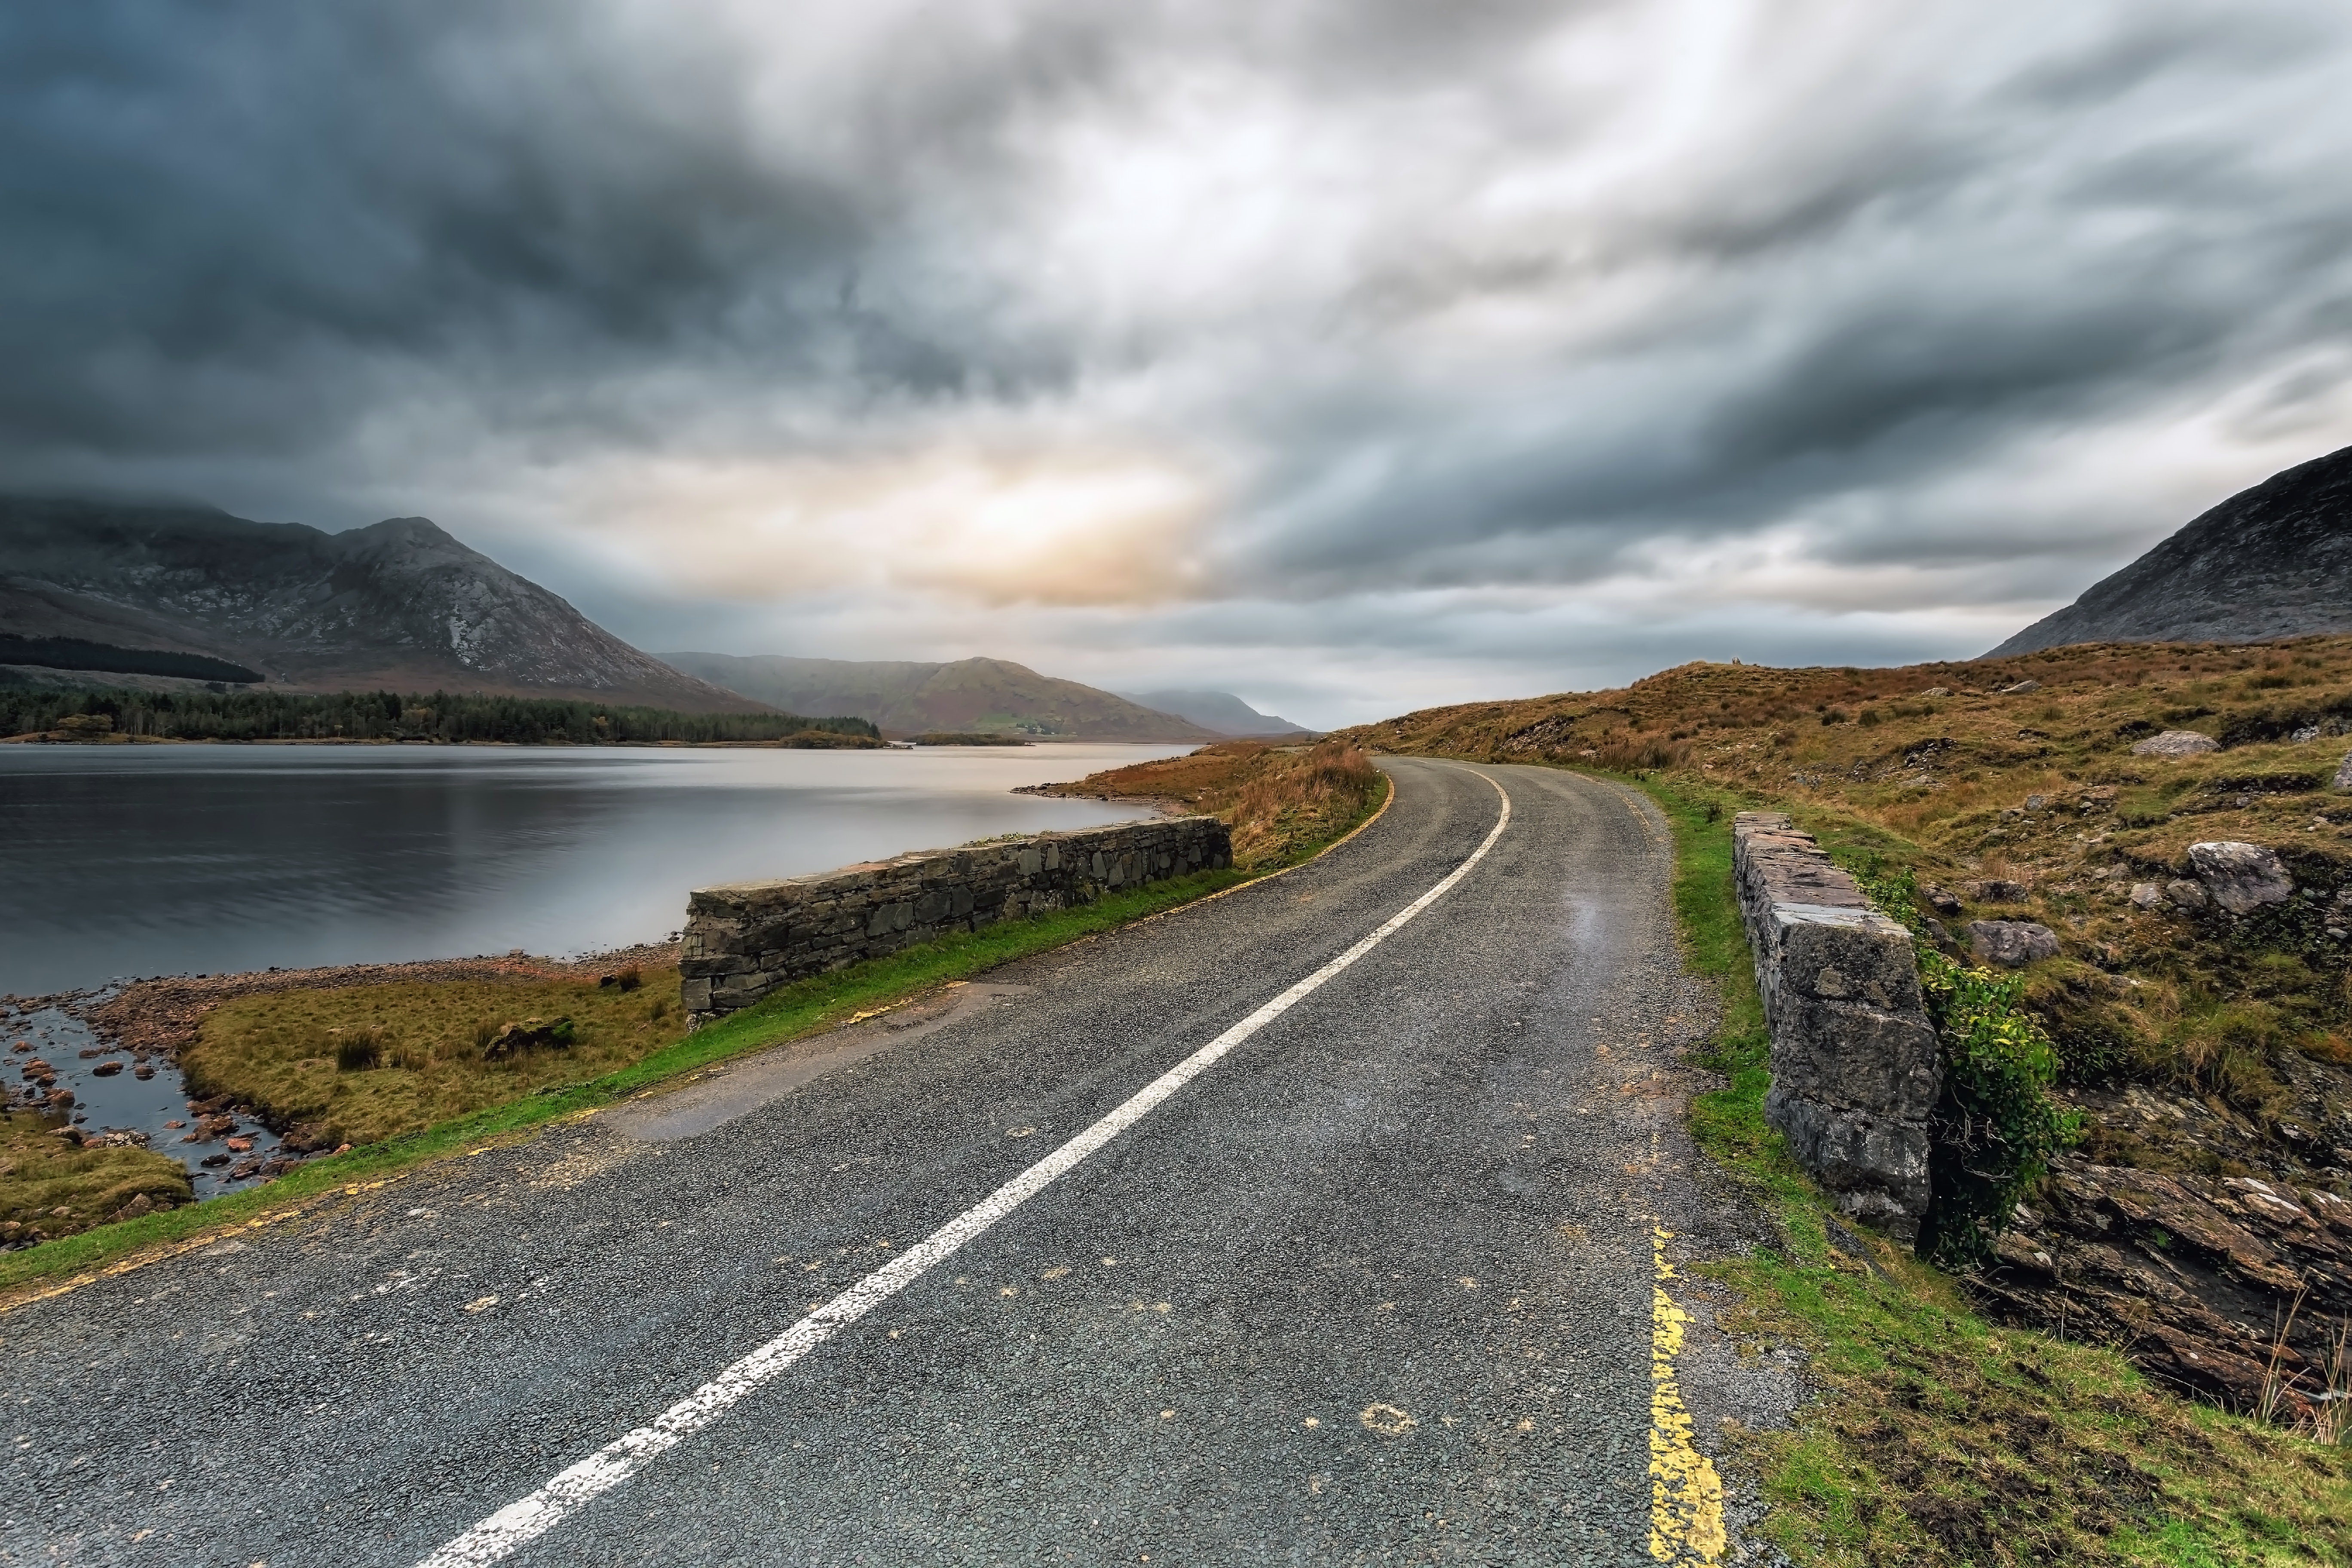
xmin=1341 ymin=635 xmax=2352 ymax=1117
xmin=1034 ymin=738 xmax=1385 ymax=870
xmin=186 ymin=969 xmax=689 ymax=1149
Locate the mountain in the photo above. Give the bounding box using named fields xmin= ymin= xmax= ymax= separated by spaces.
xmin=662 ymin=653 xmax=1218 ymax=741
xmin=0 ymin=496 xmax=767 ymax=711
xmin=1113 ymin=689 xmax=1310 ymax=736
xmin=1990 ymin=444 xmax=2352 ymax=655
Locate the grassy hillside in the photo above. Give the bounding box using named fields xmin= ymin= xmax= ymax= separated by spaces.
xmin=1025 ymin=738 xmax=1386 ymax=870
xmin=664 ymin=652 xmax=1218 ymax=741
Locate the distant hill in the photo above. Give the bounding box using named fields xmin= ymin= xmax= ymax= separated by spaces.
xmin=0 ymin=496 xmax=766 ymax=711
xmin=663 ymin=653 xmax=1218 ymax=741
xmin=1114 ymin=689 xmax=1309 ymax=736
xmin=1991 ymin=444 xmax=2352 ymax=655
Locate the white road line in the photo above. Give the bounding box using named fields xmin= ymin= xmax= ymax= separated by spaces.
xmin=418 ymin=766 xmax=1510 ymax=1568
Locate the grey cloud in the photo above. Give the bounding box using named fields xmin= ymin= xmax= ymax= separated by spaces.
xmin=3 ymin=0 xmax=2350 ymax=718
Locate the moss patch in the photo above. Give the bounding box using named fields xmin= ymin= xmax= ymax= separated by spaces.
xmin=1637 ymin=775 xmax=2352 ymax=1567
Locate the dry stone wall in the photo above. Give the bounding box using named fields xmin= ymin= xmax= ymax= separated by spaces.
xmin=682 ymin=817 xmax=1231 ymax=1023
xmin=1733 ymin=811 xmax=1942 ymax=1244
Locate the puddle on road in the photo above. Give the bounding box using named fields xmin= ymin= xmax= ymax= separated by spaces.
xmin=0 ymin=996 xmax=288 ymax=1200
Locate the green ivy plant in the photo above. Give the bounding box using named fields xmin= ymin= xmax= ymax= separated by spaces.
xmin=1855 ymin=862 xmax=2081 ymax=1270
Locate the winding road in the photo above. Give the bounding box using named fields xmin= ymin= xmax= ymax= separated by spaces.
xmin=2 ymin=759 xmax=1792 ymax=1566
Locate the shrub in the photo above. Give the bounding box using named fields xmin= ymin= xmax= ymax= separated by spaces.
xmin=1855 ymin=864 xmax=2078 ymax=1271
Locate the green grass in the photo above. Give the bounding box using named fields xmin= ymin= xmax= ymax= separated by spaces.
xmin=0 ymin=1111 xmax=191 ymax=1245
xmin=186 ymin=969 xmax=694 ymax=1150
xmin=0 ymin=773 xmax=1391 ymax=1297
xmin=1628 ymin=773 xmax=2352 ymax=1567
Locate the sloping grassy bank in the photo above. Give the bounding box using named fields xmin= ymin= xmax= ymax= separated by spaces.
xmin=1027 ymin=736 xmax=1384 ymax=869
xmin=0 ymin=767 xmax=1390 ymax=1298
xmin=1642 ymin=773 xmax=2352 ymax=1567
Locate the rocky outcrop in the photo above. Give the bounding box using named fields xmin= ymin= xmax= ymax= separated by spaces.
xmin=2186 ymin=841 xmax=2295 ymax=915
xmin=1967 ymin=919 xmax=2060 ymax=968
xmin=1984 ymin=1157 xmax=2352 ymax=1411
xmin=1733 ymin=812 xmax=1942 ymax=1243
xmin=683 ymin=818 xmax=1232 ymax=1022
xmin=2131 ymin=730 xmax=2219 ymax=758
xmin=1991 ymin=442 xmax=2352 ymax=654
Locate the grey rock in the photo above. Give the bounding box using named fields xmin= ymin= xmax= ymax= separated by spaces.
xmin=2166 ymin=879 xmax=2209 ymax=912
xmin=2337 ymin=749 xmax=2352 ymax=791
xmin=1921 ymin=883 xmax=1962 ymax=916
xmin=2187 ymin=841 xmax=2294 ymax=914
xmin=2132 ymin=730 xmax=2220 ymax=758
xmin=1968 ymin=919 xmax=2060 ymax=967
xmin=2129 ymin=882 xmax=2165 ymax=910
xmin=2001 ymin=680 xmax=2041 ymax=694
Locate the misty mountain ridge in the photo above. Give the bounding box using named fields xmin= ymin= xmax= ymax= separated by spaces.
xmin=1113 ymin=689 xmax=1307 ymax=736
xmin=663 ymin=652 xmax=1218 ymax=741
xmin=1992 ymin=444 xmax=2352 ymax=655
xmin=0 ymin=496 xmax=764 ymax=711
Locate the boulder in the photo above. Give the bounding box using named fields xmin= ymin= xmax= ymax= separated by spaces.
xmin=2336 ymin=749 xmax=2352 ymax=791
xmin=2165 ymin=879 xmax=2208 ymax=912
xmin=2187 ymin=841 xmax=2294 ymax=914
xmin=2001 ymin=680 xmax=2041 ymax=694
xmin=2128 ymin=882 xmax=2165 ymax=910
xmin=2132 ymin=730 xmax=2218 ymax=758
xmin=1968 ymin=920 xmax=2060 ymax=967
xmin=1921 ymin=884 xmax=1963 ymax=916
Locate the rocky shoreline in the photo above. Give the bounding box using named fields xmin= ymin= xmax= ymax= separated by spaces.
xmin=0 ymin=939 xmax=686 ymax=1219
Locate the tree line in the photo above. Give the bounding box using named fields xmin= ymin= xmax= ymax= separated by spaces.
xmin=0 ymin=687 xmax=879 ymax=744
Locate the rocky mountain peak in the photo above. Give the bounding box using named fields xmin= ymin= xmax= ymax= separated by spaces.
xmin=0 ymin=496 xmax=764 ymax=710
xmin=1991 ymin=444 xmax=2352 ymax=654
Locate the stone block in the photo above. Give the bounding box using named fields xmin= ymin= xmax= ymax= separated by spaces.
xmin=1735 ymin=811 xmax=1940 ymax=1246
xmin=684 ymin=816 xmax=1231 ymax=1023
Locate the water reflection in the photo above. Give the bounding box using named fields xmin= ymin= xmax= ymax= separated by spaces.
xmin=0 ymin=743 xmax=1181 ymax=996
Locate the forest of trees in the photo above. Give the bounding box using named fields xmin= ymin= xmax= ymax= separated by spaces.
xmin=0 ymin=687 xmax=881 ymax=745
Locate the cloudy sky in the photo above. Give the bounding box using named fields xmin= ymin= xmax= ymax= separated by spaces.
xmin=5 ymin=1 xmax=2350 ymax=726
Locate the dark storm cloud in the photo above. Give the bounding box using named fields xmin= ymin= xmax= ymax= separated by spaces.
xmin=0 ymin=1 xmax=1000 ymax=461
xmin=3 ymin=0 xmax=2349 ymax=705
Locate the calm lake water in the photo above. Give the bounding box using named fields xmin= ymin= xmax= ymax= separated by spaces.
xmin=0 ymin=742 xmax=1186 ymax=998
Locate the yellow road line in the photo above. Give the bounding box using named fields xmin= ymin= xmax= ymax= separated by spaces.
xmin=1650 ymin=1225 xmax=1726 ymax=1564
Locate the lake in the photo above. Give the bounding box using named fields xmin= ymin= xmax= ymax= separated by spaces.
xmin=0 ymin=742 xmax=1188 ymax=998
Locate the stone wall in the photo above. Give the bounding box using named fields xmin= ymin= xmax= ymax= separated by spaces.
xmin=1733 ymin=811 xmax=1942 ymax=1244
xmin=682 ymin=817 xmax=1232 ymax=1023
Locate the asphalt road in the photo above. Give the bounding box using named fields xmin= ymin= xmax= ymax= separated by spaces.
xmin=1 ymin=758 xmax=1794 ymax=1566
